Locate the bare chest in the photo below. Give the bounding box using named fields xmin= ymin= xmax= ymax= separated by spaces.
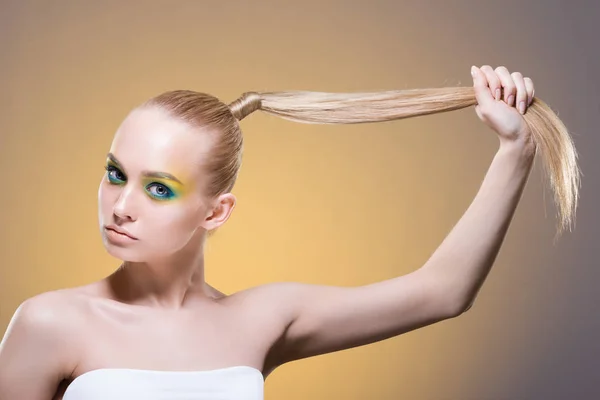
xmin=71 ymin=299 xmax=281 ymax=376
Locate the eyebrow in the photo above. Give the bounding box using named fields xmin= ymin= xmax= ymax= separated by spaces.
xmin=107 ymin=153 xmax=184 ymax=185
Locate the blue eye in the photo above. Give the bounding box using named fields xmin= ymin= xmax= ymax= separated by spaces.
xmin=146 ymin=183 xmax=175 ymax=200
xmin=105 ymin=165 xmax=126 ymax=184
xmin=104 ymin=165 xmax=176 ymax=201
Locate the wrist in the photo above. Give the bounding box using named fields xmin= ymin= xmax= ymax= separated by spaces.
xmin=498 ymin=139 xmax=536 ymax=164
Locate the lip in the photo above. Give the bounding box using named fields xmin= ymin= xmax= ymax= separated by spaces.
xmin=104 ymin=225 xmax=138 ymax=240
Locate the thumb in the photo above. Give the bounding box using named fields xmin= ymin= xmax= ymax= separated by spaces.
xmin=471 ymin=66 xmax=494 ymax=107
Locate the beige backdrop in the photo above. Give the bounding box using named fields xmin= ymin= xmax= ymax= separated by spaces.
xmin=1 ymin=1 xmax=598 ymax=399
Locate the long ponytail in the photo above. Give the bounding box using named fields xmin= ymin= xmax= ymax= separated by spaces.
xmin=229 ymin=87 xmax=580 ymax=239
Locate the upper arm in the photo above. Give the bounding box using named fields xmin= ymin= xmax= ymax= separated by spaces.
xmin=0 ymin=294 xmax=77 ymax=400
xmin=268 ymin=268 xmax=463 ymax=367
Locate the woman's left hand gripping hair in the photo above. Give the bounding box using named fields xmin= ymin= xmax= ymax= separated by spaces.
xmin=471 ymin=65 xmax=536 ymax=150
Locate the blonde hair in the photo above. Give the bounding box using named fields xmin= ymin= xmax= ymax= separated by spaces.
xmin=144 ymin=86 xmax=580 ymax=240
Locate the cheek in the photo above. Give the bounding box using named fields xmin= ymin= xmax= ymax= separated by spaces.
xmin=98 ymin=180 xmax=117 ymax=212
xmin=145 ymin=203 xmax=201 ymax=245
xmin=97 ymin=180 xmax=108 ymax=211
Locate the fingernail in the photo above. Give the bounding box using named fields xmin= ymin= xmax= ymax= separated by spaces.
xmin=519 ymin=101 xmax=526 ymax=114
xmin=507 ymin=95 xmax=515 ymax=106
xmin=495 ymin=89 xmax=501 ymax=101
xmin=471 ymin=66 xmax=477 ymax=77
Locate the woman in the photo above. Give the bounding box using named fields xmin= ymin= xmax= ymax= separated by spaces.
xmin=0 ymin=65 xmax=580 ymax=400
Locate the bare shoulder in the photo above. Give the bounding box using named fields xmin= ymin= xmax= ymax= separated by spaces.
xmin=0 ymin=289 xmax=87 ymax=398
xmin=2 ymin=288 xmax=89 ymax=352
xmin=225 ymin=281 xmax=309 ymax=313
xmin=2 ymin=290 xmax=80 ymax=345
xmin=11 ymin=289 xmax=83 ymax=323
xmin=214 ymin=281 xmax=312 ymax=338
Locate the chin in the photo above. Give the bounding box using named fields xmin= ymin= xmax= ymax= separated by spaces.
xmin=102 ymin=239 xmax=145 ymax=262
xmin=104 ymin=247 xmax=139 ymax=262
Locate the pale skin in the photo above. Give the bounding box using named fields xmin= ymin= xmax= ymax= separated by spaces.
xmin=0 ymin=65 xmax=536 ymax=399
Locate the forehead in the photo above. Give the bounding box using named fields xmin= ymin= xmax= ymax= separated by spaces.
xmin=109 ymin=107 xmax=213 ymax=178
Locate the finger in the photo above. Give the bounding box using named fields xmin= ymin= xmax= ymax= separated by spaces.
xmin=494 ymin=66 xmax=516 ymax=106
xmin=471 ymin=66 xmax=494 ymax=107
xmin=480 ymin=65 xmax=502 ymax=101
xmin=524 ymin=77 xmax=534 ymax=106
xmin=511 ymin=71 xmax=527 ymax=114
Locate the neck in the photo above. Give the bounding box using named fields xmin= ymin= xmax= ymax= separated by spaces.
xmin=106 ymin=247 xmax=213 ymax=310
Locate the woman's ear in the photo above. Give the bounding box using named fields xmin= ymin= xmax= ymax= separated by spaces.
xmin=202 ymin=193 xmax=237 ymax=231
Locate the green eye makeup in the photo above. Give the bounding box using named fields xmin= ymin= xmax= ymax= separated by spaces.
xmin=105 ymin=164 xmax=126 ymax=185
xmin=143 ymin=179 xmax=180 ymax=201
xmin=104 ymin=162 xmax=185 ymax=202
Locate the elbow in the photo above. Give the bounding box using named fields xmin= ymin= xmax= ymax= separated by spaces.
xmin=439 ymin=295 xmax=475 ymax=318
xmin=422 ymin=270 xmax=476 ymax=319
xmin=448 ymin=298 xmax=475 ymax=318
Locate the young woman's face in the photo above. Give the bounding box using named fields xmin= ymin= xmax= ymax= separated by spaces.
xmin=98 ymin=107 xmax=215 ymax=261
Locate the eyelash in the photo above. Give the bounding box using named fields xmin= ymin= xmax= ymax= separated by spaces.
xmin=104 ymin=165 xmax=175 ymax=200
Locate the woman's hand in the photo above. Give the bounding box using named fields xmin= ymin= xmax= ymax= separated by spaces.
xmin=471 ymin=65 xmax=536 ymax=153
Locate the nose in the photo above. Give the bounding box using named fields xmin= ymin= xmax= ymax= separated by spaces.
xmin=113 ymin=184 xmax=138 ymax=222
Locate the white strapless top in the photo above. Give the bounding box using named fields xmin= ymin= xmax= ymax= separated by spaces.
xmin=63 ymin=366 xmax=264 ymax=400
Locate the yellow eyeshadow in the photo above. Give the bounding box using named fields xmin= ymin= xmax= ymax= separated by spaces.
xmin=142 ymin=177 xmax=191 ymax=199
xmin=104 ymin=160 xmax=193 ymax=198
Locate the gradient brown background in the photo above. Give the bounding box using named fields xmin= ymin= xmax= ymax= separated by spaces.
xmin=1 ymin=1 xmax=598 ymax=399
